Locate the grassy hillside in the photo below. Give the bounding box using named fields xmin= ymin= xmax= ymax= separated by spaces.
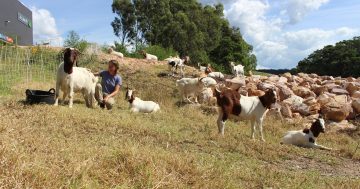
xmin=0 ymin=56 xmax=359 ymax=188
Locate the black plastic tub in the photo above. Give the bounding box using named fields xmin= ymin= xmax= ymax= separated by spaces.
xmin=25 ymin=88 xmax=56 ymax=105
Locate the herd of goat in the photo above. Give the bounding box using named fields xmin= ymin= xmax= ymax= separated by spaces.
xmin=53 ymin=47 xmax=333 ymax=151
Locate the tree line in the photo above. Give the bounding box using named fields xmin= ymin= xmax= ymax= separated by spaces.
xmin=111 ymin=0 xmax=256 ymax=73
xmin=297 ymin=36 xmax=360 ymax=77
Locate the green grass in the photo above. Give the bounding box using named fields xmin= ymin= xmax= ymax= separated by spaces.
xmin=0 ymin=57 xmax=359 ymax=188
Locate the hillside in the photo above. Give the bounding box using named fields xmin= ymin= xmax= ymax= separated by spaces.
xmin=0 ymin=52 xmax=359 ymax=188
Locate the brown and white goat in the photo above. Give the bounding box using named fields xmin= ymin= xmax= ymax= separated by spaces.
xmin=214 ymin=88 xmax=277 ymax=141
xmin=54 ymin=48 xmax=98 ymax=108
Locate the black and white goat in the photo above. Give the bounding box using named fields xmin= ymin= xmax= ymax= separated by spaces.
xmin=281 ymin=116 xmax=332 ymax=150
xmin=167 ymin=56 xmax=190 ymax=77
xmin=125 ymin=88 xmax=160 ymax=113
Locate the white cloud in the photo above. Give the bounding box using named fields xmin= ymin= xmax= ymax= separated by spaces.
xmin=31 ymin=7 xmax=62 ymax=46
xmin=201 ymin=0 xmax=360 ymax=69
xmin=285 ymin=0 xmax=329 ymax=24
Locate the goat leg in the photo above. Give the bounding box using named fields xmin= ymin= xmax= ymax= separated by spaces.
xmin=251 ymin=120 xmax=256 ymax=140
xmin=68 ymin=86 xmax=74 ymax=108
xmin=258 ymin=119 xmax=265 ymax=142
xmin=312 ymin=143 xmax=332 ymax=151
xmin=217 ymin=112 xmax=227 ymax=135
xmin=54 ymin=81 xmax=60 ymax=106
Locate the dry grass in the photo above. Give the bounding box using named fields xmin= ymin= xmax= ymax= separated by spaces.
xmin=0 ymin=61 xmax=359 ymax=189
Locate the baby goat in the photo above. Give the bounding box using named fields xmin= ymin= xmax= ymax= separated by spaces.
xmin=230 ymin=62 xmax=244 ymax=77
xmin=214 ymin=88 xmax=277 ymax=141
xmin=125 ymin=88 xmax=160 ymax=113
xmin=281 ymin=117 xmax=332 ymax=150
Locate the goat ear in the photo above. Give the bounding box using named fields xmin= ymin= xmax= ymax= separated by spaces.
xmin=62 ymin=47 xmax=70 ymax=55
xmin=318 ymin=112 xmax=324 ymax=119
xmin=215 ymin=88 xmax=221 ymax=93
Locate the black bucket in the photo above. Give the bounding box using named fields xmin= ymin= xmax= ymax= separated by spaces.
xmin=25 ymin=88 xmax=56 ymax=105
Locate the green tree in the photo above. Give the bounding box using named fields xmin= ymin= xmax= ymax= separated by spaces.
xmin=111 ymin=0 xmax=257 ymax=73
xmin=63 ymin=30 xmax=89 ymax=53
xmin=297 ymin=36 xmax=360 ymax=77
xmin=111 ymin=0 xmax=136 ymax=45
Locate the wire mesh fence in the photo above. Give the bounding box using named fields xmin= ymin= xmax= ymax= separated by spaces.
xmin=0 ymin=46 xmax=61 ymax=95
xmin=0 ymin=45 xmax=102 ymax=95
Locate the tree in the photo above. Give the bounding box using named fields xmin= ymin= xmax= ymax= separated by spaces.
xmin=64 ymin=30 xmax=80 ymax=48
xmin=63 ymin=30 xmax=89 ymax=53
xmin=110 ymin=0 xmax=257 ymax=73
xmin=111 ymin=0 xmax=136 ymax=45
xmin=297 ymin=36 xmax=360 ymax=77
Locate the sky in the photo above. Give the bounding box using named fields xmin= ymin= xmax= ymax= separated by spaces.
xmin=20 ymin=0 xmax=360 ymax=69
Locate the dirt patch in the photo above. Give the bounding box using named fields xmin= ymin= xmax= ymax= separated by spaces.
xmin=280 ymin=155 xmax=360 ymax=178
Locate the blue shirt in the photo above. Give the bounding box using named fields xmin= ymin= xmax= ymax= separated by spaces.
xmin=100 ymin=71 xmax=122 ymax=94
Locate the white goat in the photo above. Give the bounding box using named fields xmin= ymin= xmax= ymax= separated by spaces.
xmin=230 ymin=62 xmax=244 ymax=77
xmin=54 ymin=48 xmax=98 ymax=108
xmin=281 ymin=117 xmax=332 ymax=150
xmin=208 ymin=72 xmax=225 ymax=80
xmin=125 ymin=88 xmax=160 ymax=113
xmin=200 ymin=77 xmax=217 ymax=88
xmin=176 ymin=77 xmax=205 ymax=103
xmin=198 ymin=63 xmax=207 ymax=72
xmin=199 ymin=87 xmax=217 ymax=106
xmin=214 ymin=88 xmax=277 ymax=141
xmin=141 ymin=50 xmax=158 ymax=61
xmin=108 ymin=48 xmax=124 ymax=58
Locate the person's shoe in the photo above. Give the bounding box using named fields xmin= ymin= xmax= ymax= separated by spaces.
xmin=99 ymin=102 xmax=105 ymax=109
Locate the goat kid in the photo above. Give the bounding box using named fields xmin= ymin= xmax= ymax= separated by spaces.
xmin=214 ymin=88 xmax=277 ymax=141
xmin=176 ymin=77 xmax=206 ymax=104
xmin=167 ymin=56 xmax=190 ymax=77
xmin=230 ymin=62 xmax=244 ymax=77
xmin=125 ymin=88 xmax=160 ymax=113
xmin=55 ymin=48 xmax=98 ymax=108
xmin=208 ymin=72 xmax=225 ymax=80
xmin=281 ymin=117 xmax=332 ymax=150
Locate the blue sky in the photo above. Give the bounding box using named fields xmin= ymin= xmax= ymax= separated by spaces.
xmin=21 ymin=0 xmax=360 ymax=69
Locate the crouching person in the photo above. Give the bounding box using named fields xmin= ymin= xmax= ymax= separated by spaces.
xmin=95 ymin=60 xmax=122 ymax=110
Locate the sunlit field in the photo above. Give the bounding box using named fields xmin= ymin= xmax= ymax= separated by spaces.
xmin=0 ymin=57 xmax=359 ymax=188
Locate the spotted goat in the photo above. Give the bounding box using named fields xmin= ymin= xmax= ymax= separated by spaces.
xmin=214 ymin=88 xmax=277 ymax=141
xmin=281 ymin=116 xmax=332 ymax=150
xmin=54 ymin=48 xmax=98 ymax=108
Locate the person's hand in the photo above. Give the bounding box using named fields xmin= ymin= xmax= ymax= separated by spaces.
xmin=104 ymin=96 xmax=110 ymax=103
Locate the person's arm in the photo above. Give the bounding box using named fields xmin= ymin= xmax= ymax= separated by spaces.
xmin=104 ymin=76 xmax=121 ymax=102
xmin=94 ymin=70 xmax=103 ymax=77
xmin=104 ymin=85 xmax=120 ymax=102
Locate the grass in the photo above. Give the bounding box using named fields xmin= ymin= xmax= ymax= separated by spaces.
xmin=0 ymin=58 xmax=359 ymax=188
